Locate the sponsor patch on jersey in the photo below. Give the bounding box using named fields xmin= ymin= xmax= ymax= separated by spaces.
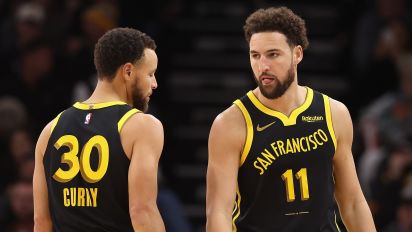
xmin=301 ymin=115 xmax=323 ymax=122
xmin=84 ymin=113 xmax=92 ymax=124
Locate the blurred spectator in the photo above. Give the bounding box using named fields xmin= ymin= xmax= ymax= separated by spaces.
xmin=0 ymin=127 xmax=34 ymax=194
xmin=358 ymin=53 xmax=412 ymax=229
xmin=0 ymin=97 xmax=27 ymax=141
xmin=34 ymin=0 xmax=70 ymax=46
xmin=352 ymin=0 xmax=412 ymax=107
xmin=0 ymin=2 xmax=46 ymax=78
xmin=0 ymin=97 xmax=27 ymax=191
xmin=82 ymin=2 xmax=118 ymax=45
xmin=370 ymin=146 xmax=412 ymax=229
xmin=383 ymin=179 xmax=412 ymax=232
xmin=64 ymin=2 xmax=119 ymax=100
xmin=2 ymin=39 xmax=70 ymax=133
xmin=8 ymin=128 xmax=34 ymax=165
xmin=0 ymin=179 xmax=34 ymax=232
xmin=18 ymin=157 xmax=35 ymax=183
xmin=14 ymin=2 xmax=45 ymax=47
xmin=353 ymin=0 xmax=412 ymax=70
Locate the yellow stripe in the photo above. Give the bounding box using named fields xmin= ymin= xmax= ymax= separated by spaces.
xmin=233 ymin=100 xmax=253 ymax=167
xmin=73 ymin=101 xmax=127 ymax=110
xmin=323 ymin=95 xmax=337 ymax=151
xmin=246 ymin=87 xmax=313 ymax=126
xmin=334 ymin=211 xmax=342 ymax=232
xmin=50 ymin=111 xmax=64 ymax=133
xmin=117 ymin=109 xmax=140 ymax=132
xmin=232 ymin=185 xmax=241 ymax=232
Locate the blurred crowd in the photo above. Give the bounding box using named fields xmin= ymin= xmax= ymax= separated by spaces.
xmin=352 ymin=0 xmax=412 ymax=231
xmin=0 ymin=0 xmax=127 ymax=230
xmin=0 ymin=0 xmax=412 ymax=231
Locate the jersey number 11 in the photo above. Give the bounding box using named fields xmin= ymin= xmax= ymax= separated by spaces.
xmin=281 ymin=168 xmax=310 ymax=202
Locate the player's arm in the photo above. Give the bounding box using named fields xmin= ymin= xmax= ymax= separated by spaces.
xmin=121 ymin=113 xmax=165 ymax=232
xmin=33 ymin=122 xmax=53 ymax=232
xmin=206 ymin=106 xmax=245 ymax=232
xmin=330 ymin=98 xmax=376 ymax=232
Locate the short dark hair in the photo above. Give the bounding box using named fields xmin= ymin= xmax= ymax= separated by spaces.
xmin=94 ymin=27 xmax=156 ymax=80
xmin=243 ymin=7 xmax=309 ymax=50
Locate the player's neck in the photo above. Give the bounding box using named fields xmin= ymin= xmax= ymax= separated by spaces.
xmin=254 ymin=84 xmax=307 ymax=117
xmin=83 ymin=80 xmax=126 ymax=104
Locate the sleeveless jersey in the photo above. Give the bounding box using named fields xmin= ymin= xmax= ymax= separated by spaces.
xmin=43 ymin=101 xmax=140 ymax=232
xmin=232 ymin=88 xmax=342 ymax=231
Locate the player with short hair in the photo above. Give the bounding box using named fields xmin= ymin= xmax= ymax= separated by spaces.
xmin=33 ymin=27 xmax=165 ymax=232
xmin=206 ymin=7 xmax=376 ymax=232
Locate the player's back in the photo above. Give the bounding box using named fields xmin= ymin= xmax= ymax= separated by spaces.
xmin=43 ymin=101 xmax=138 ymax=232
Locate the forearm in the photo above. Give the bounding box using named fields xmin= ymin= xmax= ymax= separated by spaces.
xmin=206 ymin=211 xmax=232 ymax=232
xmin=34 ymin=217 xmax=52 ymax=232
xmin=340 ymin=199 xmax=376 ymax=232
xmin=130 ymin=205 xmax=165 ymax=232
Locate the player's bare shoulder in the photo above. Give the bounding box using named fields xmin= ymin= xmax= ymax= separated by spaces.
xmin=122 ymin=112 xmax=163 ymax=133
xmin=327 ymin=96 xmax=353 ymax=140
xmin=327 ymin=97 xmax=352 ymax=122
xmin=35 ymin=120 xmax=54 ymax=159
xmin=120 ymin=112 xmax=164 ymax=158
xmin=209 ymin=104 xmax=246 ymax=151
xmin=328 ymin=97 xmax=349 ymax=114
xmin=212 ymin=104 xmax=245 ymax=133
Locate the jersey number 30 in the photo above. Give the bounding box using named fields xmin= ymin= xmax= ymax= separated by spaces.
xmin=281 ymin=168 xmax=310 ymax=202
xmin=52 ymin=135 xmax=109 ymax=183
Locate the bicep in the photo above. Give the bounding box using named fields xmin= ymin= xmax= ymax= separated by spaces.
xmin=331 ymin=101 xmax=364 ymax=205
xmin=128 ymin=116 xmax=164 ymax=206
xmin=207 ymin=114 xmax=243 ymax=214
xmin=33 ymin=123 xmax=52 ymax=224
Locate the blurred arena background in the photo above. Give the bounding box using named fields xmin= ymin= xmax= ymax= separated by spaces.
xmin=0 ymin=0 xmax=412 ymax=231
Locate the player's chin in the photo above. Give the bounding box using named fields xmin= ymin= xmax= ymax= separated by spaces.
xmin=146 ymin=91 xmax=153 ymax=100
xmin=143 ymin=99 xmax=150 ymax=112
xmin=259 ymin=83 xmax=276 ymax=92
xmin=145 ymin=94 xmax=152 ymax=104
xmin=141 ymin=103 xmax=149 ymax=113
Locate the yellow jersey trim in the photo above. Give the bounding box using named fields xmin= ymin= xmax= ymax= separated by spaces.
xmin=232 ymin=184 xmax=241 ymax=232
xmin=73 ymin=101 xmax=127 ymax=110
xmin=334 ymin=211 xmax=342 ymax=232
xmin=51 ymin=111 xmax=64 ymax=133
xmin=323 ymin=95 xmax=337 ymax=151
xmin=233 ymin=100 xmax=253 ymax=167
xmin=246 ymin=87 xmax=313 ymax=126
xmin=117 ymin=109 xmax=140 ymax=133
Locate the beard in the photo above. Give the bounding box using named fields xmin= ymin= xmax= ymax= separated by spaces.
xmin=256 ymin=65 xmax=295 ymax=99
xmin=131 ymin=79 xmax=149 ymax=112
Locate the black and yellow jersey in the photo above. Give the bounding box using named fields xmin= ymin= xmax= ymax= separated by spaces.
xmin=232 ymin=88 xmax=342 ymax=232
xmin=43 ymin=101 xmax=139 ymax=232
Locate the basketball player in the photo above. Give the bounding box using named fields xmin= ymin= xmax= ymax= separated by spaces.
xmin=206 ymin=7 xmax=376 ymax=231
xmin=33 ymin=28 xmax=165 ymax=231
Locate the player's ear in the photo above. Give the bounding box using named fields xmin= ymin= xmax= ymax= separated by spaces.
xmin=293 ymin=45 xmax=303 ymax=65
xmin=122 ymin=63 xmax=133 ymax=80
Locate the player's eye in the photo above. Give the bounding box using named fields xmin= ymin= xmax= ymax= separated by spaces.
xmin=267 ymin=52 xmax=278 ymax=58
xmin=251 ymin=53 xmax=260 ymax=59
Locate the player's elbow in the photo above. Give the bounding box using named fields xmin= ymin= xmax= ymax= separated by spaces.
xmin=34 ymin=214 xmax=52 ymax=232
xmin=206 ymin=198 xmax=233 ymax=218
xmin=130 ymin=203 xmax=153 ymax=217
xmin=129 ymin=202 xmax=159 ymax=225
xmin=206 ymin=208 xmax=233 ymax=232
xmin=341 ymin=197 xmax=368 ymax=215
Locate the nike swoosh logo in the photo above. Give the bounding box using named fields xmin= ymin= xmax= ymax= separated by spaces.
xmin=256 ymin=121 xmax=276 ymax=132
